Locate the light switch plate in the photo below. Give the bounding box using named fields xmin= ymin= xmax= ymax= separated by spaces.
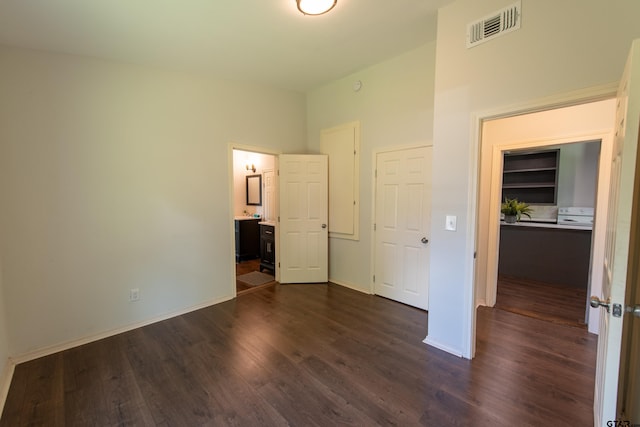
xmin=445 ymin=215 xmax=457 ymax=231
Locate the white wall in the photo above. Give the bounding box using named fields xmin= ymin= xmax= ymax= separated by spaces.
xmin=429 ymin=0 xmax=640 ymax=357
xmin=0 ymin=46 xmax=306 ymax=357
xmin=557 ymin=141 xmax=601 ymax=208
xmin=306 ymin=42 xmax=436 ymax=291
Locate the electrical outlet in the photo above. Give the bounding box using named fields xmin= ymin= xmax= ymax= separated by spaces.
xmin=130 ymin=288 xmax=140 ymax=302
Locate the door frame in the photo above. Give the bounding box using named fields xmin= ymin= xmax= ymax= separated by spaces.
xmin=370 ymin=143 xmax=433 ymax=295
xmin=227 ymin=143 xmax=281 ymax=295
xmin=483 ymin=132 xmax=613 ymax=333
xmin=466 ymin=82 xmax=619 ymax=357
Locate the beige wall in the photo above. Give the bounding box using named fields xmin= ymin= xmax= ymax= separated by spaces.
xmin=0 ymin=46 xmax=306 ymax=357
xmin=429 ymin=0 xmax=640 ymax=357
xmin=306 ymin=42 xmax=436 ymax=291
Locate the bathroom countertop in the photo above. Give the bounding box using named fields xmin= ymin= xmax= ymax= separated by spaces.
xmin=500 ymin=220 xmax=592 ymax=231
xmin=234 ymin=216 xmax=261 ymax=221
xmin=259 ymin=221 xmax=276 ymax=226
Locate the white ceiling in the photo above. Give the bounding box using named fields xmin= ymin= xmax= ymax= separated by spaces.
xmin=0 ymin=0 xmax=454 ymax=92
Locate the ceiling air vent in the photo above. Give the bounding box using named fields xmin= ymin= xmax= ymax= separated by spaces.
xmin=466 ymin=1 xmax=521 ymax=48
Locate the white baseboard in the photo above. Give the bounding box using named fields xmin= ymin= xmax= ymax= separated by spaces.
xmin=328 ymin=279 xmax=372 ymax=294
xmin=10 ymin=294 xmax=235 ymax=365
xmin=0 ymin=358 xmax=15 ymax=419
xmin=423 ymin=336 xmax=463 ymax=358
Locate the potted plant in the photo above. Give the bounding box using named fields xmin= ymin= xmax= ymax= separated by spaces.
xmin=501 ymin=198 xmax=533 ymax=223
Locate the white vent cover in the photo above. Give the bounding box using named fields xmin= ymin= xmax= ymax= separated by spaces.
xmin=466 ymin=1 xmax=521 ymax=48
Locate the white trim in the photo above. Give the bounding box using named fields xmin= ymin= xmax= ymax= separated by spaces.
xmin=464 ymin=111 xmax=482 ymax=360
xmin=10 ymin=295 xmax=234 ymax=365
xmin=370 ymin=142 xmax=434 ymax=298
xmin=329 ymin=279 xmax=372 ymax=294
xmin=0 ymin=359 xmax=15 ymax=419
xmin=321 ymin=121 xmax=361 ymax=241
xmin=468 ymin=83 xmax=618 ymax=361
xmin=423 ymin=337 xmax=463 ymax=358
xmin=473 ymin=82 xmax=618 ymax=122
xmin=484 ymin=131 xmax=612 ymax=310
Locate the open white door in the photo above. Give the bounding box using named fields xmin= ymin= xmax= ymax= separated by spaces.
xmin=373 ymin=146 xmax=431 ymax=310
xmin=593 ymin=39 xmax=640 ymax=425
xmin=278 ymin=154 xmax=328 ymax=283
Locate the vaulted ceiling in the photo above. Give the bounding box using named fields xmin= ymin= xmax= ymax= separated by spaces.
xmin=0 ymin=0 xmax=454 ymax=92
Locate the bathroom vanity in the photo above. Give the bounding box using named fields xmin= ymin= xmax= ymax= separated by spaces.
xmin=234 ymin=217 xmax=260 ymax=262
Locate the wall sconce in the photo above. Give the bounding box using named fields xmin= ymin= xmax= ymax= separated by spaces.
xmin=246 ymin=163 xmax=256 ymax=173
xmin=296 ymin=0 xmax=337 ymax=16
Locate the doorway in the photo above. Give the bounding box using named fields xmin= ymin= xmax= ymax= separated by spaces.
xmin=231 ymin=147 xmax=278 ymax=294
xmin=476 ymin=98 xmax=616 ymax=334
xmin=494 ymin=141 xmax=601 ymax=328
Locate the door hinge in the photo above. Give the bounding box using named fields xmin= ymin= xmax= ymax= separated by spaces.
xmin=375 ymin=169 xmax=377 ymax=178
xmin=278 ymin=262 xmax=280 ymax=268
xmin=373 ymin=274 xmax=376 ymax=283
xmin=373 ymin=223 xmax=376 ymax=231
xmin=474 ymin=252 xmax=477 ymax=259
xmin=278 ymin=216 xmax=280 ymax=222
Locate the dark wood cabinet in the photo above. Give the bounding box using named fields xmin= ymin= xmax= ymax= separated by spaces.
xmin=502 ymin=149 xmax=559 ymax=204
xmin=260 ymin=224 xmax=275 ymax=273
xmin=235 ymin=219 xmax=260 ymax=263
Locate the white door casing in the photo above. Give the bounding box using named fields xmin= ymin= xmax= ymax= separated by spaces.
xmin=373 ymin=146 xmax=431 ymax=310
xmin=278 ymin=154 xmax=328 ymax=284
xmin=594 ymin=39 xmax=640 ymax=425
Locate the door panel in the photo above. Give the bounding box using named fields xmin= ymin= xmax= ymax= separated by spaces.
xmin=374 ymin=146 xmax=431 ymax=310
xmin=279 ymin=154 xmax=328 ymax=284
xmin=594 ymin=39 xmax=640 ymax=424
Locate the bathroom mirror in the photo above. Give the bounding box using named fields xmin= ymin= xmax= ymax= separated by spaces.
xmin=246 ymin=174 xmax=262 ymax=206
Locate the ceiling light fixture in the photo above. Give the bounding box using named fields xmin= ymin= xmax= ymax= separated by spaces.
xmin=296 ymin=0 xmax=337 ymax=16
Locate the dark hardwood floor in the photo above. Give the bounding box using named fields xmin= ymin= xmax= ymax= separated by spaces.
xmin=495 ymin=275 xmax=588 ymax=328
xmin=1 ymin=283 xmax=597 ymax=426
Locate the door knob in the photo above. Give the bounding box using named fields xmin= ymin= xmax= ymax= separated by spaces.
xmin=321 ymin=224 xmax=327 ymax=229
xmin=626 ymin=305 xmax=640 ymax=317
xmin=590 ymin=296 xmax=611 ymax=313
xmin=421 ymin=237 xmax=429 ymax=244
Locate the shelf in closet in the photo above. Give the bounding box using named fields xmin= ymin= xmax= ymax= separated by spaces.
xmin=501 ymin=149 xmax=559 ymax=204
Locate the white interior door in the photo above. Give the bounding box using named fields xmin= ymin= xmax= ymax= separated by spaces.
xmin=374 ymin=146 xmax=431 ymax=310
xmin=263 ymin=169 xmax=276 ymax=222
xmin=278 ymin=154 xmax=328 ymax=284
xmin=594 ymin=39 xmax=640 ymax=424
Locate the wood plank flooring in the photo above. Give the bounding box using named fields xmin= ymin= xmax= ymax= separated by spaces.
xmin=1 ymin=283 xmax=597 ymax=426
xmin=495 ymin=275 xmax=588 ymax=328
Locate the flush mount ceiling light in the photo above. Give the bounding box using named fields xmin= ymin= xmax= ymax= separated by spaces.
xmin=296 ymin=0 xmax=337 ymax=16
